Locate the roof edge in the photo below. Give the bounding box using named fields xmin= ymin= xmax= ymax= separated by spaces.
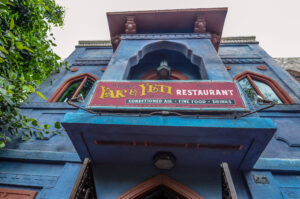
xmin=76 ymin=36 xmax=259 ymax=47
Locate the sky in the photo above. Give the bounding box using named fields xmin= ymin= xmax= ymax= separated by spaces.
xmin=52 ymin=0 xmax=300 ymax=59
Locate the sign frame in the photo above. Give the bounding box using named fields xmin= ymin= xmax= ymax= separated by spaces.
xmin=86 ymin=80 xmax=249 ymax=112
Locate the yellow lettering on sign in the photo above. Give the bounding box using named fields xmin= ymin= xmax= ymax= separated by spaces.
xmin=99 ymin=86 xmax=127 ymax=99
xmin=139 ymin=83 xmax=172 ymax=96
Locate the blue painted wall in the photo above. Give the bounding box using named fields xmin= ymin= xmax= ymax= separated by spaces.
xmin=1 ymin=34 xmax=300 ymax=198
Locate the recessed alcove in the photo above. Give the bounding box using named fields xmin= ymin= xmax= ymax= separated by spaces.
xmin=127 ymin=49 xmax=202 ymax=80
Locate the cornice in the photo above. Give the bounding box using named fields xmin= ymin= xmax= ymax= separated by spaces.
xmin=221 ymin=36 xmax=258 ymax=44
xmin=76 ymin=36 xmax=258 ymax=47
xmin=76 ymin=40 xmax=112 ymax=47
xmin=120 ymin=33 xmax=211 ymax=40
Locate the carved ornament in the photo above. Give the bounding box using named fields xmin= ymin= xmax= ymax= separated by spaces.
xmin=211 ymin=33 xmax=221 ymax=49
xmin=125 ymin=16 xmax=136 ymax=34
xmin=112 ymin=35 xmax=121 ymax=47
xmin=194 ymin=16 xmax=206 ymax=33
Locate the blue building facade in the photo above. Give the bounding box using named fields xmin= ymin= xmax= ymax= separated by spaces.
xmin=1 ymin=8 xmax=300 ymax=199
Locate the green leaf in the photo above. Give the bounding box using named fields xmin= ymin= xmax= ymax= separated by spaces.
xmin=0 ymin=0 xmax=8 ymax=5
xmin=9 ymin=71 xmax=17 ymax=80
xmin=44 ymin=124 xmax=50 ymax=129
xmin=31 ymin=120 xmax=38 ymax=127
xmin=54 ymin=122 xmax=61 ymax=129
xmin=0 ymin=45 xmax=8 ymax=54
xmin=0 ymin=57 xmax=3 ymax=63
xmin=23 ymin=46 xmax=34 ymax=53
xmin=22 ymin=85 xmax=30 ymax=92
xmin=36 ymin=91 xmax=47 ymax=101
xmin=9 ymin=18 xmax=14 ymax=30
xmin=5 ymin=136 xmax=12 ymax=143
xmin=16 ymin=42 xmax=23 ymax=50
xmin=6 ymin=1 xmax=14 ymax=6
xmin=37 ymin=132 xmax=44 ymax=139
xmin=2 ymin=93 xmax=13 ymax=105
xmin=28 ymin=85 xmax=35 ymax=92
xmin=22 ymin=135 xmax=30 ymax=141
xmin=0 ymin=141 xmax=5 ymax=148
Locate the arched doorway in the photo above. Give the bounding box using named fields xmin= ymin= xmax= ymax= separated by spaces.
xmin=117 ymin=175 xmax=204 ymax=199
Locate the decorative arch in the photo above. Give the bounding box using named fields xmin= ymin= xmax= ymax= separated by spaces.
xmin=126 ymin=41 xmax=206 ymax=80
xmin=48 ymin=73 xmax=98 ymax=102
xmin=234 ymin=71 xmax=294 ymax=104
xmin=117 ymin=174 xmax=204 ymax=199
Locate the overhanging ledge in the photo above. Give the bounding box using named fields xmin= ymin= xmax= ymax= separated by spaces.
xmin=107 ymin=8 xmax=227 ymax=51
xmin=62 ymin=113 xmax=276 ymax=170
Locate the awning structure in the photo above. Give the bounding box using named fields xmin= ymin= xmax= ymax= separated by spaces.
xmin=62 ymin=113 xmax=276 ymax=170
xmin=107 ymin=8 xmax=227 ymax=51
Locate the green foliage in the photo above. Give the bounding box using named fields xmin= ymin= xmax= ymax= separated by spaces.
xmin=0 ymin=0 xmax=66 ymax=148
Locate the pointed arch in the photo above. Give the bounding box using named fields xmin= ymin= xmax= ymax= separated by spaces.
xmin=127 ymin=41 xmax=201 ymax=67
xmin=117 ymin=174 xmax=204 ymax=199
xmin=234 ymin=71 xmax=294 ymax=104
xmin=48 ymin=73 xmax=98 ymax=102
xmin=126 ymin=40 xmax=206 ymax=80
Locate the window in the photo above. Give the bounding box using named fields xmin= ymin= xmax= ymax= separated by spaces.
xmin=49 ymin=73 xmax=98 ymax=102
xmin=234 ymin=71 xmax=294 ymax=104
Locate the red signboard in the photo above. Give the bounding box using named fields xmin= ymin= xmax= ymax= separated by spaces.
xmin=87 ymin=81 xmax=248 ymax=111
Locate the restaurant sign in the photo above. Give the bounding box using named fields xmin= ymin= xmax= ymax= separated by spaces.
xmin=87 ymin=81 xmax=248 ymax=112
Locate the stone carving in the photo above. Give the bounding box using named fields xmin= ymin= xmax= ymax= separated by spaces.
xmin=125 ymin=16 xmax=136 ymax=34
xmin=112 ymin=35 xmax=121 ymax=46
xmin=194 ymin=16 xmax=206 ymax=33
xmin=211 ymin=33 xmax=221 ymax=49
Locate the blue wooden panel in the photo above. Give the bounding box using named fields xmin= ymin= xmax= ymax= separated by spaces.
xmin=218 ymin=45 xmax=260 ymax=58
xmin=78 ymin=48 xmax=113 ymax=59
xmin=273 ymin=174 xmax=300 ymax=199
xmin=36 ymin=188 xmax=52 ymax=199
xmin=255 ymin=158 xmax=300 ymax=172
xmin=244 ymin=171 xmax=283 ymax=199
xmin=273 ymin=175 xmax=300 ymax=188
xmin=63 ymin=113 xmax=275 ymax=129
xmin=0 ymin=161 xmax=63 ymax=176
xmin=0 ymin=173 xmax=58 ymax=188
xmin=48 ymin=163 xmax=82 ymax=199
xmin=0 ymin=149 xmax=80 ymax=162
xmin=280 ymin=187 xmax=300 ymax=199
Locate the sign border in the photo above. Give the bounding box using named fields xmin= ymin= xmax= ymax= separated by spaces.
xmin=86 ymin=80 xmax=249 ymax=112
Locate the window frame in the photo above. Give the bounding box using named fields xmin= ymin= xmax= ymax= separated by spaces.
xmin=48 ymin=73 xmax=98 ymax=102
xmin=234 ymin=71 xmax=294 ymax=104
